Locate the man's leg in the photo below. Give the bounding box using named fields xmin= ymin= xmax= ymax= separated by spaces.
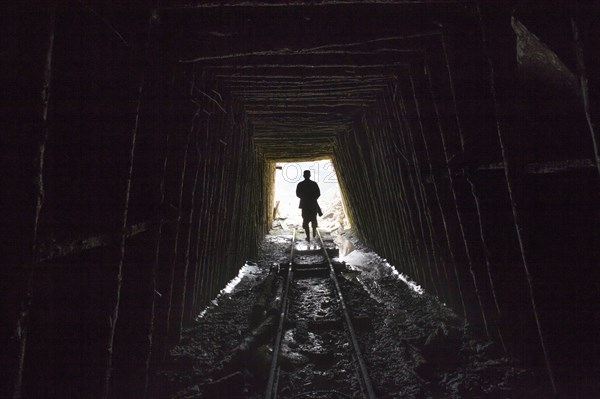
xmin=302 ymin=218 xmax=310 ymax=241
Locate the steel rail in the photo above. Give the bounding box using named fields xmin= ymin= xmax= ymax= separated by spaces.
xmin=266 ymin=229 xmax=377 ymax=399
xmin=265 ymin=229 xmax=296 ymax=399
xmin=316 ymin=230 xmax=377 ymax=399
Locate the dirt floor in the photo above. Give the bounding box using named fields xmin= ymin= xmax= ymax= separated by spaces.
xmin=153 ymin=224 xmax=552 ymax=399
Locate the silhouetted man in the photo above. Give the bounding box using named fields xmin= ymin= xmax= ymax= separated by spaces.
xmin=296 ymin=170 xmax=321 ymax=241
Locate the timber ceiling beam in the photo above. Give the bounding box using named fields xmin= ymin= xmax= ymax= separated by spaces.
xmin=159 ymin=1 xmax=468 ymax=10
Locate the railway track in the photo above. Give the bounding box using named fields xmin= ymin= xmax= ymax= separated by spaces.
xmin=265 ymin=229 xmax=377 ymax=399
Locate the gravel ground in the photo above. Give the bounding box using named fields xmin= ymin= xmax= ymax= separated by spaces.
xmin=154 ymin=228 xmax=551 ymax=398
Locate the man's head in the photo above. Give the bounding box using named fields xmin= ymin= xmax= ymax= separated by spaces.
xmin=303 ymin=170 xmax=311 ymax=180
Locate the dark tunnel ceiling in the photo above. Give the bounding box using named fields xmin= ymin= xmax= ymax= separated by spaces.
xmin=160 ymin=0 xmax=471 ymax=161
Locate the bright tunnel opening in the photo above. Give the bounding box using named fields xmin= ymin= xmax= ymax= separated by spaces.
xmin=273 ymin=160 xmax=349 ymax=234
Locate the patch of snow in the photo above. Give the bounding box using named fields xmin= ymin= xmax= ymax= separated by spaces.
xmin=196 ymin=261 xmax=260 ymax=320
xmin=339 ymin=249 xmax=424 ymax=295
xmin=338 ymin=249 xmax=374 ymax=267
xmin=392 ymin=267 xmax=424 ymax=296
xmin=221 ymin=261 xmax=259 ymax=294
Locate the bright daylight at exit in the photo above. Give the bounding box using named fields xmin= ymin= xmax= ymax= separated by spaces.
xmin=273 ymin=160 xmax=349 ymax=234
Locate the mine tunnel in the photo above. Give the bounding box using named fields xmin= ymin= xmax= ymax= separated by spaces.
xmin=2 ymin=0 xmax=599 ymax=398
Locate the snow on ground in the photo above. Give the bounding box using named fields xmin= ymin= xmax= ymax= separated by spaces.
xmin=273 ymin=160 xmax=349 ymax=233
xmin=196 ymin=260 xmax=264 ymax=320
xmin=155 ymin=225 xmax=550 ymax=398
xmin=155 ymin=180 xmax=549 ymax=398
xmin=339 ymin=248 xmax=424 ymax=296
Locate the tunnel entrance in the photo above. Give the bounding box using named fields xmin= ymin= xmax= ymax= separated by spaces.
xmin=5 ymin=1 xmax=600 ymax=398
xmin=273 ymin=160 xmax=349 ymax=234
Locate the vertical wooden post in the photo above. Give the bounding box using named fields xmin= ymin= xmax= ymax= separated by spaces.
xmin=171 ymin=111 xmax=203 ymax=340
xmin=145 ymin=110 xmax=171 ymax=389
xmin=0 ymin=4 xmax=55 ymax=398
xmin=190 ymin=116 xmax=211 ymax=318
xmin=442 ymin=29 xmax=504 ymax=342
xmin=164 ymin=119 xmax=192 ymax=342
xmin=151 ymin=73 xmax=186 ymax=367
xmin=377 ymin=93 xmax=425 ymax=284
xmin=571 ymin=16 xmax=600 ymax=178
xmin=395 ymin=80 xmax=441 ymax=294
xmin=475 ymin=1 xmax=557 ymax=393
xmin=407 ymin=72 xmax=449 ymax=299
xmin=102 ymin=50 xmax=144 ymax=399
xmin=423 ymin=61 xmax=467 ymax=319
xmin=101 ymin=6 xmax=159 ymax=397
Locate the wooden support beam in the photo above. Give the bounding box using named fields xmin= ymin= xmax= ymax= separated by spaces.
xmin=217 ymin=74 xmax=390 ymax=81
xmin=422 ymin=61 xmax=466 ymax=316
xmin=170 ymin=110 xmax=204 ymax=342
xmin=571 ymin=16 xmax=600 ymax=178
xmin=164 ymin=118 xmax=193 ymax=344
xmin=101 ymin=17 xmax=154 ymax=396
xmin=161 ymin=1 xmax=467 ymax=10
xmin=475 ymin=1 xmax=557 ymax=393
xmin=143 ymin=84 xmax=170 ymax=398
xmin=0 ymin=5 xmax=56 ymax=398
xmin=180 ymin=50 xmax=423 ymax=65
xmin=476 ymin=159 xmax=597 ymax=174
xmin=34 ymin=221 xmax=160 ymax=264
